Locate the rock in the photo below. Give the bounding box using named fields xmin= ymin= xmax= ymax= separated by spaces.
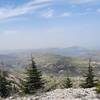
xmin=5 ymin=88 xmax=99 ymax=100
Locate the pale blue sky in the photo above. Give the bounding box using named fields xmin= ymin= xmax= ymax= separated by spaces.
xmin=0 ymin=0 xmax=100 ymax=50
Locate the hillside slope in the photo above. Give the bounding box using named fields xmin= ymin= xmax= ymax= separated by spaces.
xmin=0 ymin=50 xmax=100 ymax=76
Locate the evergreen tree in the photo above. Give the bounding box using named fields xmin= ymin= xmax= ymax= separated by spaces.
xmin=81 ymin=58 xmax=96 ymax=88
xmin=23 ymin=57 xmax=44 ymax=94
xmin=0 ymin=70 xmax=12 ymax=98
xmin=63 ymin=77 xmax=72 ymax=88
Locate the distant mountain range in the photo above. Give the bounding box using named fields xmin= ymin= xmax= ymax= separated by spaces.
xmin=32 ymin=46 xmax=89 ymax=57
xmin=0 ymin=46 xmax=99 ymax=57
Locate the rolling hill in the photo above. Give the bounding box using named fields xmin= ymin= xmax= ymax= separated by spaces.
xmin=0 ymin=47 xmax=100 ymax=76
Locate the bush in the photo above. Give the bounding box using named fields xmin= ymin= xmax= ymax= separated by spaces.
xmin=96 ymin=81 xmax=100 ymax=93
xmin=62 ymin=77 xmax=73 ymax=88
xmin=43 ymin=75 xmax=59 ymax=92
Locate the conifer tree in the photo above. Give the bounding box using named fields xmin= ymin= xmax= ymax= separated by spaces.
xmin=0 ymin=70 xmax=12 ymax=98
xmin=63 ymin=77 xmax=72 ymax=88
xmin=81 ymin=58 xmax=96 ymax=88
xmin=23 ymin=57 xmax=44 ymax=94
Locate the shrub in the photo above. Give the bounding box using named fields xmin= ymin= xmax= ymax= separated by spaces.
xmin=96 ymin=81 xmax=100 ymax=93
xmin=62 ymin=77 xmax=73 ymax=88
xmin=43 ymin=75 xmax=59 ymax=92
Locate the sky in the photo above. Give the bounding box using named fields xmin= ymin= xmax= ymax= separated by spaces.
xmin=0 ymin=0 xmax=100 ymax=50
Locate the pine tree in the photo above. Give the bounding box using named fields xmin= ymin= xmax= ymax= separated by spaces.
xmin=23 ymin=57 xmax=44 ymax=94
xmin=81 ymin=58 xmax=95 ymax=88
xmin=63 ymin=77 xmax=72 ymax=88
xmin=0 ymin=70 xmax=12 ymax=98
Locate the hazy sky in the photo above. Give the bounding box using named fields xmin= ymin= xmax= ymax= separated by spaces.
xmin=0 ymin=0 xmax=100 ymax=50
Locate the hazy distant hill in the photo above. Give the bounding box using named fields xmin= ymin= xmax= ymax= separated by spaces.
xmin=0 ymin=47 xmax=100 ymax=76
xmin=0 ymin=46 xmax=96 ymax=57
xmin=0 ymin=52 xmax=85 ymax=76
xmin=30 ymin=46 xmax=91 ymax=57
xmin=31 ymin=46 xmax=100 ymax=59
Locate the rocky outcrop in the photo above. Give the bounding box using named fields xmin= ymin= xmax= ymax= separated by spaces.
xmin=5 ymin=88 xmax=100 ymax=100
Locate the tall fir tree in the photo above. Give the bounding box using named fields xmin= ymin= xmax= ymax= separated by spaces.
xmin=81 ymin=58 xmax=96 ymax=88
xmin=0 ymin=70 xmax=12 ymax=98
xmin=23 ymin=57 xmax=44 ymax=94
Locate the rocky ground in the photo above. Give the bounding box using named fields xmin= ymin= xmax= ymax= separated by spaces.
xmin=5 ymin=88 xmax=100 ymax=100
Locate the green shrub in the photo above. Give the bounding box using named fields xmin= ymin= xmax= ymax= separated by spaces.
xmin=96 ymin=81 xmax=100 ymax=93
xmin=62 ymin=77 xmax=73 ymax=88
xmin=43 ymin=75 xmax=59 ymax=92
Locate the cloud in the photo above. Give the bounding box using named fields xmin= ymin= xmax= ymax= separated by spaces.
xmin=0 ymin=0 xmax=98 ymax=20
xmin=40 ymin=8 xmax=54 ymax=18
xmin=59 ymin=11 xmax=93 ymax=18
xmin=40 ymin=10 xmax=90 ymax=19
xmin=0 ymin=0 xmax=51 ymax=20
xmin=61 ymin=12 xmax=72 ymax=17
xmin=40 ymin=9 xmax=71 ymax=18
xmin=67 ymin=0 xmax=99 ymax=4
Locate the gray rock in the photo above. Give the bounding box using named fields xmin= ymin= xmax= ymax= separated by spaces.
xmin=5 ymin=88 xmax=99 ymax=100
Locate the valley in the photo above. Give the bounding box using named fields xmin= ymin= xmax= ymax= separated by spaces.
xmin=0 ymin=47 xmax=100 ymax=77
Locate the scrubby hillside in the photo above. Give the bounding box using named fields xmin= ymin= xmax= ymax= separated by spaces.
xmin=0 ymin=51 xmax=100 ymax=77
